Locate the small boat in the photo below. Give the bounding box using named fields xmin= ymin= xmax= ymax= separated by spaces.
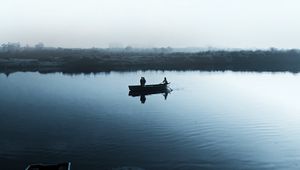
xmin=25 ymin=162 xmax=71 ymax=170
xmin=128 ymin=83 xmax=169 ymax=92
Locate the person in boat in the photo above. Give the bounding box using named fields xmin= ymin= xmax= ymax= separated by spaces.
xmin=140 ymin=77 xmax=146 ymax=87
xmin=162 ymin=77 xmax=168 ymax=84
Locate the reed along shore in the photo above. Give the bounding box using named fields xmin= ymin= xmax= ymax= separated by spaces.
xmin=1 ymin=48 xmax=300 ymax=74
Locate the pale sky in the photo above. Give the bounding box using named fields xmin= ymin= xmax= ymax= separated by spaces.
xmin=1 ymin=0 xmax=300 ymax=48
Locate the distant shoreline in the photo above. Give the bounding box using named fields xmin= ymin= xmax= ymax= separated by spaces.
xmin=1 ymin=48 xmax=300 ymax=75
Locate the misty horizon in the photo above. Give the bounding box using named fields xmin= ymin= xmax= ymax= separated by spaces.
xmin=1 ymin=42 xmax=300 ymax=52
xmin=1 ymin=0 xmax=300 ymax=49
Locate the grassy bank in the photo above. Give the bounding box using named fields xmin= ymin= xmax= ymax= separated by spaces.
xmin=1 ymin=48 xmax=300 ymax=74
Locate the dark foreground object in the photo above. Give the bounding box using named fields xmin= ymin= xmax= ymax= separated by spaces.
xmin=128 ymin=83 xmax=169 ymax=92
xmin=25 ymin=162 xmax=71 ymax=170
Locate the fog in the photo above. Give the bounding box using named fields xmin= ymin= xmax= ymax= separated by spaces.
xmin=1 ymin=0 xmax=300 ymax=48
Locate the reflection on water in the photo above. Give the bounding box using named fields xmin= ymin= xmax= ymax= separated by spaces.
xmin=129 ymin=89 xmax=172 ymax=104
xmin=1 ymin=71 xmax=300 ymax=170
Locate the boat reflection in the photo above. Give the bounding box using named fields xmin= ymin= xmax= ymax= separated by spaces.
xmin=129 ymin=89 xmax=172 ymax=104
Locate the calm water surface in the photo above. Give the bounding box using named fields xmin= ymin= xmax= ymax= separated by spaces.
xmin=1 ymin=71 xmax=300 ymax=170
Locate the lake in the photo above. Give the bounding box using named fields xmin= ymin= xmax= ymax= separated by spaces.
xmin=1 ymin=71 xmax=300 ymax=170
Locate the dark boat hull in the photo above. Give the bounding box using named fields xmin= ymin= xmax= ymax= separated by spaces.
xmin=129 ymin=88 xmax=169 ymax=97
xmin=25 ymin=162 xmax=71 ymax=170
xmin=128 ymin=83 xmax=169 ymax=92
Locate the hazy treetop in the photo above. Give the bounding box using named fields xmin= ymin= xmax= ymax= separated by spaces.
xmin=1 ymin=0 xmax=299 ymax=49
